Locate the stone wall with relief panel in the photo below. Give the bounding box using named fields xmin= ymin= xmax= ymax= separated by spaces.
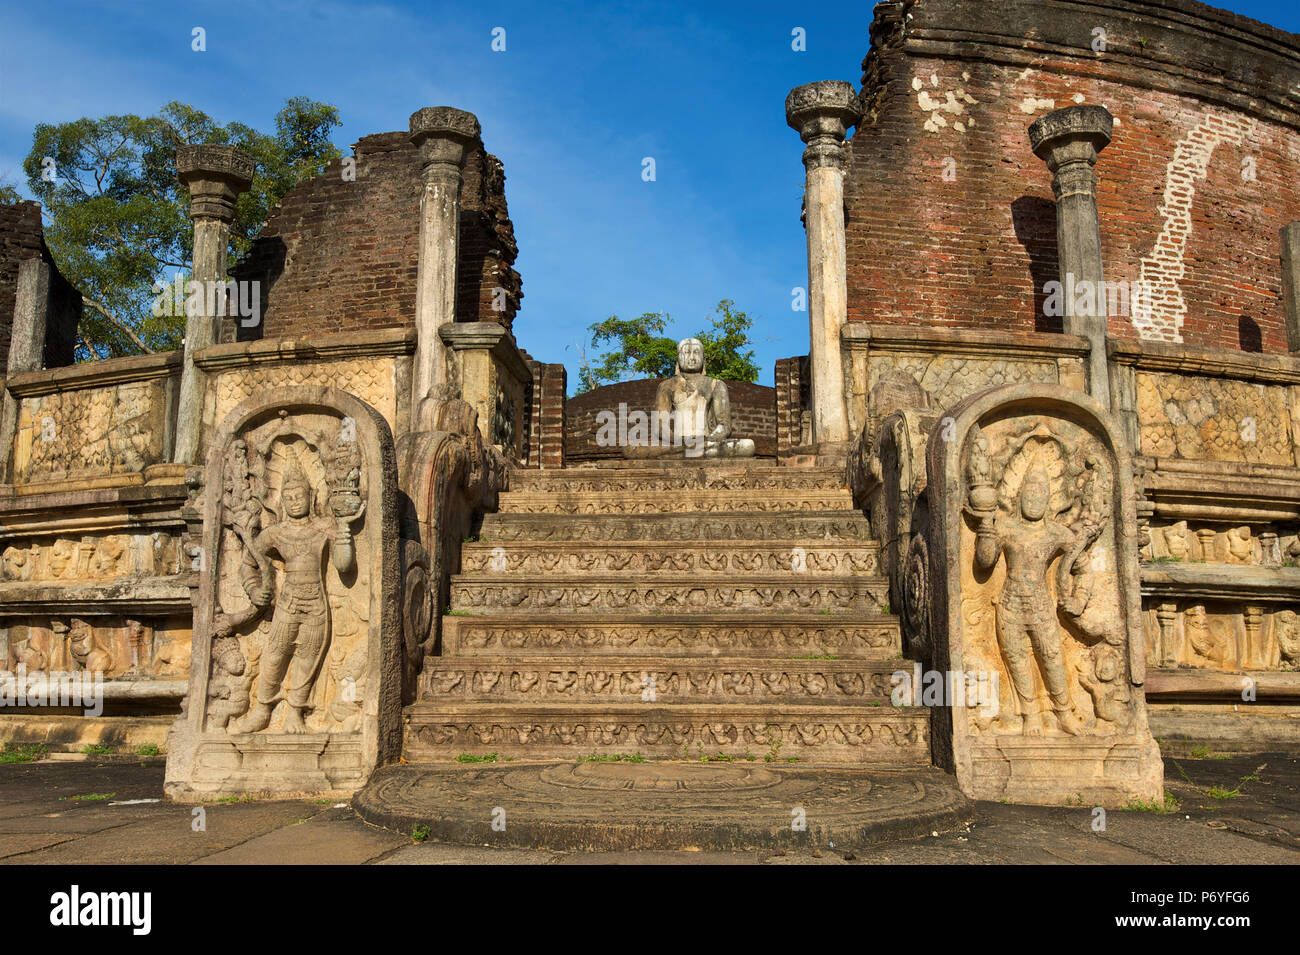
xmin=12 ymin=378 xmax=170 ymax=484
xmin=1136 ymin=371 xmax=1293 ymax=464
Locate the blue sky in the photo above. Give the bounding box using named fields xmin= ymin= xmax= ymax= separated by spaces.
xmin=2 ymin=0 xmax=1297 ymax=389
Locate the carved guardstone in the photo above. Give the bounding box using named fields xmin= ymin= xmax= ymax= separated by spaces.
xmin=165 ymin=386 xmax=401 ymax=798
xmin=925 ymin=384 xmax=1162 ymax=805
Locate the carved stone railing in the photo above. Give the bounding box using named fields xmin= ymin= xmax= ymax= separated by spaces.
xmin=3 ymin=351 xmax=181 ymax=490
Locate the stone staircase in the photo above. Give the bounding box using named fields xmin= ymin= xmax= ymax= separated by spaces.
xmin=403 ymin=463 xmax=931 ymax=766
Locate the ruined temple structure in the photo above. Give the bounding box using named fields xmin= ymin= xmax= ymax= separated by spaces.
xmin=2 ymin=0 xmax=1300 ymax=830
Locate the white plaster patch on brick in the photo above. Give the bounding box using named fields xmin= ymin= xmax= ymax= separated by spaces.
xmin=1072 ymin=93 xmax=1086 ymax=103
xmin=917 ymin=83 xmax=980 ymax=133
xmin=962 ymin=71 xmax=971 ymax=82
xmin=1019 ymin=96 xmax=1056 ymax=114
xmin=912 ymin=76 xmax=923 ymax=91
xmin=930 ymin=73 xmax=939 ymax=87
xmin=1132 ymin=112 xmax=1258 ymax=342
xmin=1016 ymin=67 xmax=1037 ymax=82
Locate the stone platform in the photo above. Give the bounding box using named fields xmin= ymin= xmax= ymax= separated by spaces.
xmin=353 ymin=760 xmax=973 ymax=850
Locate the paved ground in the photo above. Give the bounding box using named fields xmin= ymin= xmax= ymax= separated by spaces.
xmin=0 ymin=751 xmax=1294 ymax=864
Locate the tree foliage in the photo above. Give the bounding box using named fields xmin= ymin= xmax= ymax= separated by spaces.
xmin=20 ymin=97 xmax=341 ymax=360
xmin=574 ymin=299 xmax=759 ymax=395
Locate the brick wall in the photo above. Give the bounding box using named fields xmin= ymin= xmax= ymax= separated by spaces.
xmin=847 ymin=0 xmax=1300 ymax=352
xmin=523 ymin=351 xmax=566 ymax=469
xmin=566 ymin=378 xmax=777 ymax=460
xmin=0 ymin=200 xmax=80 ymax=370
xmin=234 ymin=131 xmax=522 ymax=342
xmin=774 ymin=355 xmax=812 ymax=452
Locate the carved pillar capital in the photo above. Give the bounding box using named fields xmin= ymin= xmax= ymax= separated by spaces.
xmin=786 ymin=81 xmax=860 ymax=171
xmin=409 ymin=107 xmax=480 ymax=181
xmin=176 ymin=145 xmax=255 ymax=222
xmin=1028 ymin=105 xmax=1112 ymax=200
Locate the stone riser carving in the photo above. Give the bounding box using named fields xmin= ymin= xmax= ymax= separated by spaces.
xmin=479 ymin=511 xmax=871 ymax=543
xmin=508 ymin=468 xmax=848 ymax=494
xmin=1 ymin=532 xmax=182 ymax=583
xmin=420 ymin=658 xmax=905 ymax=704
xmin=1143 ymin=520 xmax=1300 ymax=566
xmin=459 ymin=541 xmax=879 ymax=576
xmin=1141 ymin=598 xmax=1300 ymax=671
xmin=403 ymin=704 xmax=930 ymax=764
xmin=447 ymin=576 xmax=888 ymax=615
xmin=441 ymin=616 xmax=900 ymax=656
xmin=497 ymin=490 xmax=854 ymax=515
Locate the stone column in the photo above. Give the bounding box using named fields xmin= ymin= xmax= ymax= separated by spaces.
xmin=408 ymin=107 xmax=480 ymax=433
xmin=0 ymin=258 xmax=52 ymax=481
xmin=786 ymin=81 xmax=860 ymax=448
xmin=172 ymin=145 xmax=254 ymax=463
xmin=1029 ymin=105 xmax=1113 ymax=409
xmin=1280 ymin=222 xmax=1300 ymax=352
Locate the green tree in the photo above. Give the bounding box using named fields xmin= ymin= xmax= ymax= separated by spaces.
xmin=573 ymin=299 xmax=759 ymax=395
xmin=21 ymin=97 xmax=341 ymax=360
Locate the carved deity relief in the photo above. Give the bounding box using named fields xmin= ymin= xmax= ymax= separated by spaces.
xmin=204 ymin=420 xmax=368 ymax=735
xmin=961 ymin=419 xmax=1131 ymax=737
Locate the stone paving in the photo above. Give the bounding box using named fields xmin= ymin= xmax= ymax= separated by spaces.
xmin=0 ymin=751 xmax=1293 ymax=864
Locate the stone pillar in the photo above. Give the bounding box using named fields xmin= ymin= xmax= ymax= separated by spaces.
xmin=172 ymin=145 xmax=254 ymax=464
xmin=1280 ymin=222 xmax=1300 ymax=352
xmin=786 ymin=81 xmax=860 ymax=448
xmin=1029 ymin=105 xmax=1113 ymax=409
xmin=408 ymin=107 xmax=480 ymax=433
xmin=0 ymin=258 xmax=52 ymax=481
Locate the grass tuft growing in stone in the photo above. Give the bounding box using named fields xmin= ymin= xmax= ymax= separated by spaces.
xmin=578 ymin=752 xmax=645 ymax=763
xmin=80 ymin=743 xmax=115 ymax=755
xmin=0 ymin=743 xmax=48 ymax=763
xmin=455 ymin=752 xmax=511 ymax=763
xmin=1122 ymin=792 xmax=1182 ymax=813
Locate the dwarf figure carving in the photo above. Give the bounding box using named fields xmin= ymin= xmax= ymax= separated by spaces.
xmin=233 ymin=459 xmax=366 ymax=734
xmin=66 ymin=618 xmax=112 ymax=673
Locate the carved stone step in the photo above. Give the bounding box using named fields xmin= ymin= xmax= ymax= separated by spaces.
xmin=441 ymin=614 xmax=901 ymax=657
xmin=420 ymin=656 xmax=909 ymax=705
xmin=477 ymin=510 xmax=871 ymax=543
xmin=402 ymin=703 xmax=931 ymax=765
xmin=447 ymin=575 xmax=888 ymax=615
xmin=508 ymin=466 xmax=849 ymax=494
xmin=460 ymin=539 xmax=880 ymax=577
xmin=496 ymin=488 xmax=855 ymax=515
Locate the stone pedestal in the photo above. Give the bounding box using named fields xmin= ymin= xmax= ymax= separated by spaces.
xmin=172 ymin=145 xmax=255 ymax=465
xmin=786 ymin=81 xmax=860 ymax=448
xmin=165 ymin=386 xmax=401 ymax=798
xmin=408 ymin=107 xmax=480 ymax=433
xmin=1029 ymin=106 xmax=1113 ymax=408
xmin=438 ymin=321 xmax=531 ymax=461
xmin=923 ymin=383 xmax=1162 ymax=806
